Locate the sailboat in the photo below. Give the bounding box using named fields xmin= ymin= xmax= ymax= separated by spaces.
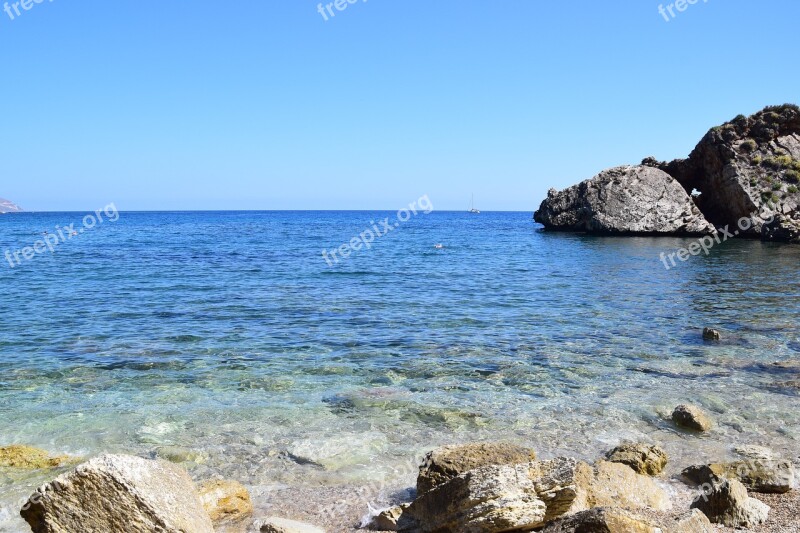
xmin=468 ymin=194 xmax=480 ymax=214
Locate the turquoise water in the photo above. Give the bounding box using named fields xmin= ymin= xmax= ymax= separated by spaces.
xmin=1 ymin=211 xmax=799 ymax=529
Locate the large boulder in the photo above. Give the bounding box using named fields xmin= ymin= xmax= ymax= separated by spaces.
xmin=406 ymin=463 xmax=548 ymax=533
xmin=20 ymin=454 xmax=214 ymax=533
xmin=605 ymin=443 xmax=668 ymax=476
xmin=533 ymin=165 xmax=714 ymax=235
xmin=405 ymin=458 xmax=669 ymax=532
xmin=682 ymin=459 xmax=795 ymax=494
xmin=690 ymin=478 xmax=770 ymax=528
xmin=417 ymin=442 xmax=536 ymax=495
xmin=644 ymin=104 xmax=800 ymax=242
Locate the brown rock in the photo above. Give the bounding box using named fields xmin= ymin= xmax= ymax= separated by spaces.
xmin=682 ymin=459 xmax=795 ymax=494
xmin=702 ymin=328 xmax=721 ymax=341
xmin=197 ymin=479 xmax=253 ymax=523
xmin=690 ymin=478 xmax=769 ymax=528
xmin=0 ymin=445 xmax=69 ymax=469
xmin=665 ymin=509 xmax=714 ymax=533
xmin=606 ymin=443 xmax=668 ymax=476
xmin=672 ymin=404 xmax=713 ymax=432
xmin=541 ymin=507 xmax=658 ymax=533
xmin=416 ymin=442 xmax=536 ymax=495
xmin=259 ymin=517 xmax=326 ymax=533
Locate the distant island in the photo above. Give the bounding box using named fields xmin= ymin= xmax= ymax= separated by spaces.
xmin=0 ymin=198 xmax=23 ymax=213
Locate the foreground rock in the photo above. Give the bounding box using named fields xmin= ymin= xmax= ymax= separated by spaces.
xmin=533 ymin=165 xmax=714 ymax=235
xmin=682 ymin=459 xmax=795 ymax=493
xmin=690 ymin=478 xmax=770 ymax=528
xmin=0 ymin=445 xmax=69 ymax=469
xmin=197 ymin=479 xmax=253 ymax=523
xmin=672 ymin=404 xmax=713 ymax=432
xmin=605 ymin=443 xmax=668 ymax=476
xmin=259 ymin=517 xmax=326 ymax=533
xmin=417 ymin=442 xmax=537 ymax=495
xmin=644 ymin=104 xmax=800 ymax=243
xmin=404 ymin=458 xmax=669 ymax=532
xmin=20 ymin=454 xmax=214 ymax=533
xmin=364 ymin=504 xmax=410 ymax=531
xmin=667 ymin=509 xmax=714 ymax=532
xmin=541 ymin=507 xmax=657 ymax=533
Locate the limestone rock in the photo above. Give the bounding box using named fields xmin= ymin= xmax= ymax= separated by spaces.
xmin=588 ymin=461 xmax=670 ymax=511
xmin=406 ymin=463 xmax=547 ymax=533
xmin=533 ymin=165 xmax=714 ymax=235
xmin=20 ymin=454 xmax=214 ymax=533
xmin=259 ymin=517 xmax=326 ymax=533
xmin=606 ymin=443 xmax=668 ymax=476
xmin=0 ymin=445 xmax=69 ymax=469
xmin=197 ymin=479 xmax=253 ymax=523
xmin=665 ymin=509 xmax=714 ymax=533
xmin=690 ymin=478 xmax=769 ymax=528
xmin=682 ymin=459 xmax=795 ymax=494
xmin=672 ymin=404 xmax=713 ymax=432
xmin=405 ymin=458 xmax=669 ymax=532
xmin=541 ymin=507 xmax=658 ymax=533
xmin=416 ymin=442 xmax=536 ymax=495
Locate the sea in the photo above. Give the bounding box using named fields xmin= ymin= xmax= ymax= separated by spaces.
xmin=0 ymin=210 xmax=798 ymax=531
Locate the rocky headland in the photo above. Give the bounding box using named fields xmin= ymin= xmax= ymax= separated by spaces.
xmin=534 ymin=104 xmax=800 ymax=243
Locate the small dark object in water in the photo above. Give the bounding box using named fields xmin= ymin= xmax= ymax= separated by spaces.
xmin=703 ymin=328 xmax=722 ymax=341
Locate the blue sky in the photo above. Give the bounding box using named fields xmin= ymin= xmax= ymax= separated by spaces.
xmin=1 ymin=0 xmax=798 ymax=211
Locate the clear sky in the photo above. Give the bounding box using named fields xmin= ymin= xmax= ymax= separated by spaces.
xmin=1 ymin=0 xmax=798 ymax=211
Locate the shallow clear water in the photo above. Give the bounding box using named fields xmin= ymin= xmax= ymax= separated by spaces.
xmin=1 ymin=211 xmax=799 ymax=530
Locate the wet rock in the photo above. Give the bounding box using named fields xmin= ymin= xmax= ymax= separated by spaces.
xmin=533 ymin=165 xmax=714 ymax=235
xmin=406 ymin=463 xmax=547 ymax=532
xmin=666 ymin=509 xmax=714 ymax=532
xmin=541 ymin=507 xmax=658 ymax=533
xmin=690 ymin=478 xmax=770 ymax=528
xmin=197 ymin=479 xmax=253 ymax=523
xmin=20 ymin=454 xmax=214 ymax=533
xmin=682 ymin=459 xmax=795 ymax=493
xmin=702 ymin=328 xmax=721 ymax=341
xmin=417 ymin=442 xmax=537 ymax=495
xmin=605 ymin=443 xmax=668 ymax=476
xmin=0 ymin=445 xmax=70 ymax=469
xmin=672 ymin=404 xmax=713 ymax=432
xmin=259 ymin=517 xmax=326 ymax=533
xmin=364 ymin=504 xmax=410 ymax=531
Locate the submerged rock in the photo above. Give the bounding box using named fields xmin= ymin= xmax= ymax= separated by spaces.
xmin=0 ymin=445 xmax=70 ymax=469
xmin=533 ymin=165 xmax=714 ymax=235
xmin=259 ymin=517 xmax=326 ymax=533
xmin=605 ymin=443 xmax=668 ymax=476
xmin=682 ymin=459 xmax=795 ymax=494
xmin=672 ymin=404 xmax=713 ymax=432
xmin=197 ymin=479 xmax=253 ymax=523
xmin=690 ymin=478 xmax=770 ymax=528
xmin=417 ymin=442 xmax=537 ymax=495
xmin=541 ymin=507 xmax=657 ymax=533
xmin=20 ymin=454 xmax=214 ymax=533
